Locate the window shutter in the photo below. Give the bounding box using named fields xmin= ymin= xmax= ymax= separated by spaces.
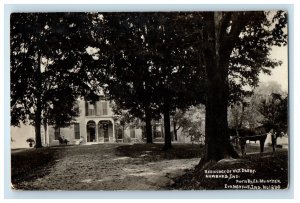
xmin=74 ymin=123 xmax=80 ymax=139
xmin=102 ymin=101 xmax=108 ymax=115
xmin=99 ymin=102 xmax=103 ymax=115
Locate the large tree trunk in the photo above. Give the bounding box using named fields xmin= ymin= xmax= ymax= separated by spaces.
xmin=201 ymin=79 xmax=239 ymax=163
xmin=34 ymin=51 xmax=43 ymax=148
xmin=145 ymin=108 xmax=153 ymax=143
xmin=199 ymin=12 xmax=240 ymax=166
xmin=163 ymin=102 xmax=172 ymax=150
xmin=34 ymin=107 xmax=43 ymax=148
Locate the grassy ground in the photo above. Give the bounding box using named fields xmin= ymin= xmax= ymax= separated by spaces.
xmin=11 ymin=147 xmax=62 ymax=186
xmin=11 ymin=144 xmax=200 ymax=190
xmin=11 ymin=143 xmax=288 ymax=190
xmin=168 ymin=149 xmax=288 ymax=190
xmin=115 ymin=143 xmax=202 ymax=162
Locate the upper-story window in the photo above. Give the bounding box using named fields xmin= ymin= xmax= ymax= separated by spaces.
xmin=85 ymin=100 xmax=109 ymax=116
xmin=85 ymin=101 xmax=95 ymax=116
xmin=88 ymin=102 xmax=95 ymax=115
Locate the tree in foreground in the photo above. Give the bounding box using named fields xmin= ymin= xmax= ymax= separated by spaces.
xmin=196 ymin=11 xmax=287 ymax=166
xmin=10 ymin=13 xmax=93 ymax=147
xmin=145 ymin=13 xmax=206 ymax=150
xmin=85 ymin=13 xmax=164 ymax=143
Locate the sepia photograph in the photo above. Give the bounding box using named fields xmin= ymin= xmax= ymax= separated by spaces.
xmin=10 ymin=11 xmax=288 ymax=191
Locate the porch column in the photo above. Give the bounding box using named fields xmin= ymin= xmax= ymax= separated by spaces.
xmin=95 ymin=120 xmax=99 ymax=143
xmin=112 ymin=120 xmax=115 ymax=142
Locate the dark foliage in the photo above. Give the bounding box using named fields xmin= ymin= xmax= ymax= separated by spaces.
xmin=85 ymin=13 xmax=206 ymax=147
xmin=10 ymin=13 xmax=95 ymax=147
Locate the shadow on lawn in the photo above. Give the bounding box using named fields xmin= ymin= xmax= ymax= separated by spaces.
xmin=115 ymin=143 xmax=203 ymax=162
xmin=11 ymin=147 xmax=63 ymax=188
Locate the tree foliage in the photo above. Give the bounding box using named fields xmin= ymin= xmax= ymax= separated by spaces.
xmin=194 ymin=11 xmax=287 ymax=164
xmin=173 ymin=105 xmax=205 ymax=144
xmin=10 ymin=11 xmax=287 ymax=156
xmin=258 ymin=93 xmax=288 ymax=134
xmin=85 ymin=13 xmax=206 ymax=147
xmin=228 ymin=81 xmax=287 ymax=130
xmin=10 ymin=13 xmax=93 ymax=147
xmin=83 ymin=11 xmax=287 ymax=155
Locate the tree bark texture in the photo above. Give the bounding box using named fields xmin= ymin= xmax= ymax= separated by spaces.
xmin=199 ymin=12 xmax=241 ymax=164
xmin=34 ymin=51 xmax=43 ymax=148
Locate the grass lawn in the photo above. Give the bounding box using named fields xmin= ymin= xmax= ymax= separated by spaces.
xmin=11 ymin=147 xmax=62 ymax=186
xmin=11 ymin=143 xmax=288 ymax=190
xmin=116 ymin=143 xmax=203 ymax=162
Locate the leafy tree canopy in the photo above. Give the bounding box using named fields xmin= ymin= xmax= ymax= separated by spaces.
xmin=11 ymin=13 xmax=95 ymax=147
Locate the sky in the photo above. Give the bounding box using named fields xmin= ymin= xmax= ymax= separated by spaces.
xmin=258 ymin=44 xmax=288 ymax=92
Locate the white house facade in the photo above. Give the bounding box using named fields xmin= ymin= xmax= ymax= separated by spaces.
xmin=47 ymin=97 xmax=145 ymax=146
xmin=11 ymin=97 xmax=205 ymax=148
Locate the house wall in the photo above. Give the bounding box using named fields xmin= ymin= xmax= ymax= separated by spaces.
xmin=11 ymin=123 xmax=48 ymax=149
xmin=48 ymin=98 xmax=117 ymax=145
xmin=11 ymin=124 xmax=35 ymax=149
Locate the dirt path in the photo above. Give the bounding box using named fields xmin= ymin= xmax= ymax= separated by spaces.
xmin=16 ymin=144 xmax=199 ymax=190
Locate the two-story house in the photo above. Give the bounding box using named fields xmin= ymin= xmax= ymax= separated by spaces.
xmin=47 ymin=96 xmax=145 ymax=146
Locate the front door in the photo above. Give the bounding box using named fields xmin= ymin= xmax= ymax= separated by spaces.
xmin=87 ymin=121 xmax=96 ymax=142
xmin=89 ymin=128 xmax=96 ymax=142
xmin=103 ymin=123 xmax=109 ymax=142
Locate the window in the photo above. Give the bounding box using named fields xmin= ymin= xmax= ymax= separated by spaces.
xmin=85 ymin=101 xmax=96 ymax=116
xmin=130 ymin=127 xmax=135 ymax=138
xmin=88 ymin=102 xmax=95 ymax=116
xmin=74 ymin=123 xmax=80 ymax=139
xmin=54 ymin=127 xmax=60 ymax=140
xmin=102 ymin=101 xmax=108 ymax=115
